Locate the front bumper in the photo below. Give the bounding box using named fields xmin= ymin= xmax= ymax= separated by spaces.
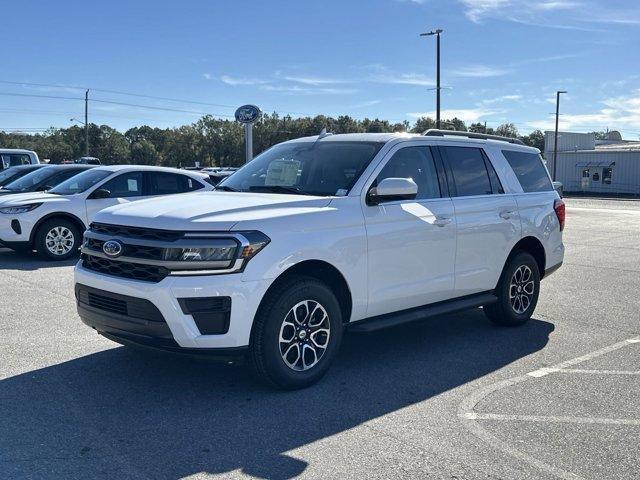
xmin=74 ymin=262 xmax=271 ymax=350
xmin=0 ymin=215 xmax=34 ymax=244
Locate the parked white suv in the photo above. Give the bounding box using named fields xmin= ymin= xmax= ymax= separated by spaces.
xmin=74 ymin=131 xmax=565 ymax=389
xmin=0 ymin=165 xmax=212 ymax=259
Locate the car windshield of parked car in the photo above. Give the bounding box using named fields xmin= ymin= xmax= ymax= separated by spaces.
xmin=0 ymin=168 xmax=24 ymax=185
xmin=49 ymin=169 xmax=113 ymax=195
xmin=218 ymin=141 xmax=384 ymax=196
xmin=3 ymin=166 xmax=59 ymax=192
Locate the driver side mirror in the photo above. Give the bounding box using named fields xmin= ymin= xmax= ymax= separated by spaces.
xmin=89 ymin=188 xmax=111 ymax=199
xmin=367 ymin=177 xmax=418 ymax=205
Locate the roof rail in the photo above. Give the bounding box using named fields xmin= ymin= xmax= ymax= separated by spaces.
xmin=423 ymin=129 xmax=525 ymax=145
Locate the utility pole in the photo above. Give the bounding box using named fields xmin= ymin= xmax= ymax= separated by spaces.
xmin=84 ymin=89 xmax=89 ymax=157
xmin=419 ymin=28 xmax=443 ymax=129
xmin=552 ymin=90 xmax=567 ymax=181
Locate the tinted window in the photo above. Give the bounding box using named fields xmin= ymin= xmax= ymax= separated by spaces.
xmin=220 ymin=141 xmax=383 ymax=196
xmin=99 ymin=172 xmax=144 ymax=198
xmin=375 ymin=146 xmax=440 ymax=200
xmin=442 ymin=147 xmax=493 ymax=197
xmin=1 ymin=153 xmax=31 ymax=169
xmin=502 ymin=150 xmax=553 ymax=193
xmin=148 ymin=172 xmax=202 ymax=195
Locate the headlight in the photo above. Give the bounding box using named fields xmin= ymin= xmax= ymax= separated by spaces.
xmin=0 ymin=203 xmax=42 ymax=214
xmin=163 ymin=231 xmax=270 ymax=274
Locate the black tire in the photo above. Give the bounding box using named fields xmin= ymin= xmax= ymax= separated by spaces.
xmin=35 ymin=218 xmax=82 ymax=261
xmin=250 ymin=275 xmax=343 ymax=390
xmin=484 ymin=251 xmax=540 ymax=326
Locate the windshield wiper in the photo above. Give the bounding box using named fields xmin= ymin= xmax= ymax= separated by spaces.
xmin=215 ymin=185 xmax=238 ymax=192
xmin=249 ymin=185 xmax=307 ymax=195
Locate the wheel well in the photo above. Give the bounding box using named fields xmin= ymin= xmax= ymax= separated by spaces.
xmin=511 ymin=236 xmax=546 ymax=277
xmin=30 ymin=213 xmax=87 ymax=245
xmin=257 ymin=260 xmax=353 ymax=326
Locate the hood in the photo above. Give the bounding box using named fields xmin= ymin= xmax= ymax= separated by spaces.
xmin=93 ymin=191 xmax=333 ymax=231
xmin=0 ymin=192 xmax=68 ymax=206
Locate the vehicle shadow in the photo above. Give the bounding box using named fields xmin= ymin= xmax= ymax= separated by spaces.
xmin=0 ymin=248 xmax=77 ymax=270
xmin=0 ymin=311 xmax=554 ymax=479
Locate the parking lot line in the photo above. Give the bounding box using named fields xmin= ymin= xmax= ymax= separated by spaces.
xmin=566 ymin=207 xmax=640 ymax=215
xmin=552 ymin=368 xmax=640 ymax=376
xmin=463 ymin=412 xmax=640 ymax=427
xmin=458 ymin=335 xmax=640 ymax=480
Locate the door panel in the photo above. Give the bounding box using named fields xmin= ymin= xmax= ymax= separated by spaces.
xmin=451 ymin=195 xmax=520 ymax=295
xmin=439 ymin=144 xmax=521 ymax=294
xmin=363 ymin=144 xmax=456 ymax=318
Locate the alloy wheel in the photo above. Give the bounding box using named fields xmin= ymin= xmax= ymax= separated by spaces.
xmin=278 ymin=300 xmax=331 ymax=371
xmin=509 ymin=265 xmax=535 ymax=314
xmin=45 ymin=226 xmax=75 ymax=256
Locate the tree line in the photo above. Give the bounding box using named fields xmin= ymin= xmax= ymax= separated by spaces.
xmin=0 ymin=114 xmax=547 ymax=167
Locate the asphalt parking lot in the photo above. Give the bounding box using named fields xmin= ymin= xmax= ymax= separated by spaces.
xmin=0 ymin=197 xmax=638 ymax=480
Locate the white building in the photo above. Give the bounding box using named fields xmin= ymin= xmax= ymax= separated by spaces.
xmin=544 ymin=131 xmax=640 ymax=195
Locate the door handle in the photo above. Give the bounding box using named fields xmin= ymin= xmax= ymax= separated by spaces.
xmin=499 ymin=210 xmax=516 ymax=220
xmin=433 ymin=216 xmax=452 ymax=227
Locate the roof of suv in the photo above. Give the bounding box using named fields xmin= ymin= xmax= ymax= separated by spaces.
xmin=91 ymin=164 xmax=210 ymax=179
xmin=283 ymin=132 xmax=539 ymax=153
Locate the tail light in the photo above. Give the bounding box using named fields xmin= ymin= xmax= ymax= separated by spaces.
xmin=554 ymin=199 xmax=565 ymax=231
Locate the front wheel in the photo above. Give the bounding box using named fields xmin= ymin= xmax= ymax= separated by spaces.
xmin=35 ymin=218 xmax=82 ymax=261
xmin=250 ymin=276 xmax=343 ymax=390
xmin=484 ymin=251 xmax=540 ymax=326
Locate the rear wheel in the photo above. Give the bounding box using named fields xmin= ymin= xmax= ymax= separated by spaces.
xmin=484 ymin=251 xmax=540 ymax=326
xmin=35 ymin=218 xmax=81 ymax=261
xmin=250 ymin=275 xmax=343 ymax=390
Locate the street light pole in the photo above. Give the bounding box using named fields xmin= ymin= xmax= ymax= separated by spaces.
xmin=420 ymin=28 xmax=443 ymax=129
xmin=553 ymin=90 xmax=567 ymax=181
xmin=84 ymin=89 xmax=89 ymax=157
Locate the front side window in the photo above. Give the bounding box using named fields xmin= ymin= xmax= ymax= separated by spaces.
xmin=99 ymin=172 xmax=144 ymax=198
xmin=502 ymin=150 xmax=553 ymax=193
xmin=50 ymin=169 xmax=113 ymax=195
xmin=441 ymin=146 xmax=493 ymax=197
xmin=374 ymin=146 xmax=441 ymax=200
xmin=219 ymin=141 xmax=384 ymax=196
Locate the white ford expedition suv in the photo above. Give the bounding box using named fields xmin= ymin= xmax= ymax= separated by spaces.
xmin=74 ymin=130 xmax=565 ymax=389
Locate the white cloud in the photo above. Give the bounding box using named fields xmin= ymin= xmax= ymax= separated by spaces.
xmin=371 ymin=72 xmax=435 ymax=87
xmin=480 ymin=94 xmax=522 ymax=105
xmin=219 ymin=75 xmax=269 ymax=86
xmin=202 ymin=73 xmax=212 ymax=80
xmin=260 ymin=85 xmax=357 ymax=95
xmin=408 ymin=108 xmax=497 ymax=123
xmin=527 ymin=89 xmax=640 ymax=132
xmin=279 ymin=75 xmax=349 ymax=86
xmin=451 ymin=65 xmax=510 ymax=78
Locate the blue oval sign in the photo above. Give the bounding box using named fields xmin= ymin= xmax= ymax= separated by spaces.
xmin=103 ymin=239 xmax=123 ymax=258
xmin=235 ymin=104 xmax=262 ymax=124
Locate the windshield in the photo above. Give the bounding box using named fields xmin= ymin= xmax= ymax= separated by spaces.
xmin=3 ymin=166 xmax=60 ymax=192
xmin=49 ymin=169 xmax=112 ymax=195
xmin=0 ymin=168 xmax=27 ymax=185
xmin=218 ymin=141 xmax=384 ymax=196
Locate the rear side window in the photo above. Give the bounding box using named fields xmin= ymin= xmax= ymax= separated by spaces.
xmin=440 ymin=146 xmax=494 ymax=197
xmin=148 ymin=172 xmax=203 ymax=195
xmin=502 ymin=150 xmax=553 ymax=193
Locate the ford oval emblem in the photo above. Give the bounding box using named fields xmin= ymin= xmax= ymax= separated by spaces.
xmin=234 ymin=104 xmax=262 ymax=124
xmin=103 ymin=239 xmax=123 ymax=258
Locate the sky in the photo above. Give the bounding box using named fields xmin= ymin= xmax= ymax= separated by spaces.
xmin=1 ymin=0 xmax=640 ymax=137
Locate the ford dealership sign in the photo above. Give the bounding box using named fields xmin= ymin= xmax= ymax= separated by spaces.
xmin=235 ymin=105 xmax=262 ymax=124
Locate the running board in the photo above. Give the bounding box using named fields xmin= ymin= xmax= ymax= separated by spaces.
xmin=348 ymin=292 xmax=498 ymax=333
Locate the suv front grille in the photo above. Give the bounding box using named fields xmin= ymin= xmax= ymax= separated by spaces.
xmin=87 ymin=291 xmax=127 ymax=315
xmin=81 ymin=254 xmax=169 ymax=283
xmin=86 ymin=237 xmax=164 ymax=261
xmin=90 ymin=222 xmax=184 ymax=242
